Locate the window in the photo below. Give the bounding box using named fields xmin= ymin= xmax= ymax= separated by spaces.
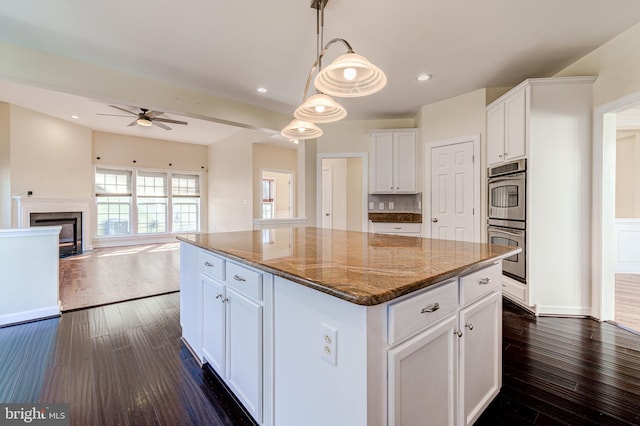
xmin=137 ymin=171 xmax=167 ymax=234
xmin=262 ymin=178 xmax=275 ymax=219
xmin=172 ymin=174 xmax=200 ymax=232
xmin=95 ymin=168 xmax=201 ymax=237
xmin=95 ymin=168 xmax=132 ymax=236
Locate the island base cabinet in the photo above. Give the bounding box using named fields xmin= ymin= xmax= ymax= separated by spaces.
xmin=202 ymin=275 xmax=226 ymax=376
xmin=226 ymin=287 xmax=263 ymax=424
xmin=180 ymin=242 xmax=203 ymax=362
xmin=388 ymin=315 xmax=458 ymax=426
xmin=458 ymin=291 xmax=502 ymax=426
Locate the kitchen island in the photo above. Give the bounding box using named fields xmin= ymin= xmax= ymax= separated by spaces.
xmin=178 ymin=227 xmax=519 ymax=426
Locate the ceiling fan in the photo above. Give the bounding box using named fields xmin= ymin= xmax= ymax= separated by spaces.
xmin=97 ymin=105 xmax=188 ymax=130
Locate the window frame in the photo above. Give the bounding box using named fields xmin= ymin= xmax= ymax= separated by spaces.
xmin=93 ymin=164 xmax=202 ymax=238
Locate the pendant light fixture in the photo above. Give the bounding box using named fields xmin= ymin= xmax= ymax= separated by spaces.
xmin=281 ymin=0 xmax=386 ymax=140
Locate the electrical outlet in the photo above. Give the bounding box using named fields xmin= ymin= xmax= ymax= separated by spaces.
xmin=321 ymin=323 xmax=337 ymax=366
xmin=389 ymin=202 xmax=395 ymax=210
xmin=369 ymin=202 xmax=375 ymax=210
xmin=378 ymin=202 xmax=385 ymax=210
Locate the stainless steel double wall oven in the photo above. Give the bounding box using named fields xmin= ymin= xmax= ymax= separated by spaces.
xmin=487 ymin=159 xmax=526 ymax=282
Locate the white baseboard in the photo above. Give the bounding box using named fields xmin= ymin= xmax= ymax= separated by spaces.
xmin=536 ymin=304 xmax=591 ymax=317
xmin=0 ymin=305 xmax=60 ymax=327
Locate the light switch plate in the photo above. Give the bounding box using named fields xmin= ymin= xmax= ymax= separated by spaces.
xmin=378 ymin=202 xmax=385 ymax=210
xmin=369 ymin=202 xmax=375 ymax=210
xmin=389 ymin=202 xmax=395 ymax=210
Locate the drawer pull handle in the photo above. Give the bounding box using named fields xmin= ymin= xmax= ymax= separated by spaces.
xmin=233 ymin=275 xmax=246 ymax=282
xmin=393 ymin=227 xmax=402 ymax=230
xmin=479 ymin=278 xmax=492 ymax=285
xmin=454 ymin=330 xmax=463 ymax=337
xmin=215 ymin=293 xmax=228 ymax=303
xmin=465 ymin=322 xmax=474 ymax=331
xmin=204 ymin=261 xmax=214 ymax=267
xmin=502 ymin=284 xmax=507 ymax=288
xmin=420 ymin=302 xmax=440 ymax=314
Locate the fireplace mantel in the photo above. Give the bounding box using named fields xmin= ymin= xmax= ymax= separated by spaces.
xmin=12 ymin=196 xmax=94 ymax=252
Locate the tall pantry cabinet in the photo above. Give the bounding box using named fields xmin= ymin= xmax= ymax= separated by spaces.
xmin=486 ymin=76 xmax=595 ymax=316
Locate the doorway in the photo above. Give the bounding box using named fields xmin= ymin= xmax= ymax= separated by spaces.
xmin=594 ymin=90 xmax=640 ymax=330
xmin=317 ymin=153 xmax=368 ymax=232
xmin=424 ymin=135 xmax=481 ymax=242
xmin=261 ymin=170 xmax=294 ymax=219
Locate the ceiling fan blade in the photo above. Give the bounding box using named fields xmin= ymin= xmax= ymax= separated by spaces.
xmin=127 ymin=119 xmax=138 ymax=127
xmin=153 ymin=121 xmax=172 ymax=130
xmin=96 ymin=113 xmax=132 ymax=117
xmin=153 ymin=117 xmax=188 ymax=125
xmin=146 ymin=110 xmax=164 ymax=118
xmin=109 ymin=105 xmax=137 ymax=115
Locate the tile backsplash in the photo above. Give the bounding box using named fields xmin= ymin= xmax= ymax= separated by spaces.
xmin=368 ymin=193 xmax=422 ymax=212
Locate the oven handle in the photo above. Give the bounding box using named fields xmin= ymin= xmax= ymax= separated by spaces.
xmin=489 ymin=227 xmax=525 ymax=237
xmin=488 ymin=173 xmax=525 ymax=184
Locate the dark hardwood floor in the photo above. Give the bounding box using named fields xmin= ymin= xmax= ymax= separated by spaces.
xmin=1 ymin=294 xmax=639 ymax=425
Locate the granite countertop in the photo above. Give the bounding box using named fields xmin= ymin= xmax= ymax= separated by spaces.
xmin=177 ymin=227 xmax=520 ymax=306
xmin=368 ymin=212 xmax=422 ymax=223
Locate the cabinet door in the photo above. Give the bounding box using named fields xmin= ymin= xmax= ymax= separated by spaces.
xmin=202 ymin=275 xmax=226 ymax=376
xmin=226 ymin=287 xmax=263 ymax=423
xmin=388 ymin=315 xmax=458 ymax=426
xmin=370 ymin=132 xmax=395 ymax=193
xmin=395 ymin=132 xmax=417 ymax=193
xmin=180 ymin=242 xmax=203 ymax=361
xmin=504 ymin=88 xmax=526 ymax=160
xmin=487 ymin=103 xmax=505 ymax=165
xmin=459 ymin=291 xmax=502 ymax=426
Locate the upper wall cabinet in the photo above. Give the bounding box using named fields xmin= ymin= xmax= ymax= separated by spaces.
xmin=370 ymin=129 xmax=417 ymax=194
xmin=487 ymin=87 xmax=527 ymax=166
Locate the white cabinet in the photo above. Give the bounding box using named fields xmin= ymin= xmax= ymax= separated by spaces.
xmin=387 ymin=263 xmax=502 ymax=426
xmin=226 ymin=287 xmax=263 ymax=423
xmin=184 ymin=247 xmax=266 ymax=425
xmin=487 ymin=87 xmax=526 ymax=165
xmin=458 ymin=291 xmax=501 ymax=426
xmin=370 ymin=130 xmax=417 ymax=193
xmin=486 ymin=77 xmax=595 ymax=315
xmin=180 ymin=242 xmax=203 ymax=362
xmin=202 ymin=275 xmax=226 ymax=376
xmin=370 ymin=222 xmax=421 ymax=237
xmin=388 ymin=315 xmax=458 ymax=426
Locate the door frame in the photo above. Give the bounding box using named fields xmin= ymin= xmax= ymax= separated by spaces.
xmin=592 ymin=89 xmax=640 ymax=321
xmin=316 ymin=152 xmax=368 ymax=232
xmin=321 ymin=167 xmax=333 ymax=229
xmin=424 ymin=134 xmax=481 ymax=242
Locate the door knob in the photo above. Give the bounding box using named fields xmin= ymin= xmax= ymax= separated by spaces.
xmin=432 ymin=218 xmax=438 ymax=223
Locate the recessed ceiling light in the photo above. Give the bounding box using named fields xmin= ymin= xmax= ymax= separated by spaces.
xmin=417 ymin=73 xmax=432 ymax=82
xmin=257 ymin=87 xmax=268 ymax=93
xmin=71 ymin=115 xmax=79 ymax=119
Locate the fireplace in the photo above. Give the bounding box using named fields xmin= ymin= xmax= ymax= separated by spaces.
xmin=30 ymin=212 xmax=83 ymax=257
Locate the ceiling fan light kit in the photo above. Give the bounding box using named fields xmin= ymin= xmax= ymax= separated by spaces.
xmin=281 ymin=0 xmax=387 ymax=140
xmin=98 ymin=105 xmax=188 ymax=130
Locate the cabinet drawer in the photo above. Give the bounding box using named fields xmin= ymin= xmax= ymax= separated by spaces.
xmin=459 ymin=263 xmax=501 ymax=306
xmin=199 ymin=250 xmax=225 ymax=281
xmin=374 ymin=223 xmax=421 ymax=234
xmin=226 ymin=262 xmax=263 ymax=301
xmin=388 ymin=279 xmax=458 ymax=345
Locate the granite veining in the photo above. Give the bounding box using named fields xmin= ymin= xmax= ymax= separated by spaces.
xmin=177 ymin=227 xmax=520 ymax=306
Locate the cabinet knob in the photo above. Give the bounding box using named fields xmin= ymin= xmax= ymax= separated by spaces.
xmin=390 ymin=186 xmax=393 ymax=190
xmin=498 ymin=154 xmax=503 ymax=158
xmin=479 ymin=278 xmax=492 ymax=285
xmin=465 ymin=322 xmax=474 ymax=331
xmin=420 ymin=302 xmax=440 ymax=314
xmin=432 ymin=218 xmax=438 ymax=223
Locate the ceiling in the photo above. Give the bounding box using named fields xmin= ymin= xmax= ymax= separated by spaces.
xmin=1 ymin=0 xmax=640 ymax=144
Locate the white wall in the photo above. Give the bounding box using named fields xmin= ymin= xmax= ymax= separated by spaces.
xmin=208 ymin=129 xmax=266 ymax=232
xmin=347 ymin=157 xmax=363 ymax=231
xmin=10 ymin=105 xmax=92 ymax=200
xmin=0 ymin=102 xmax=10 ymax=228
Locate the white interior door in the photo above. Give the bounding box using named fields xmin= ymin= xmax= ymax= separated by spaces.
xmin=321 ymin=168 xmax=332 ymax=229
xmin=431 ymin=141 xmax=475 ymax=241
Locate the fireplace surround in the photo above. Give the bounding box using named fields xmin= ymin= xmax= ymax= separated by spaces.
xmin=30 ymin=211 xmax=82 ymax=257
